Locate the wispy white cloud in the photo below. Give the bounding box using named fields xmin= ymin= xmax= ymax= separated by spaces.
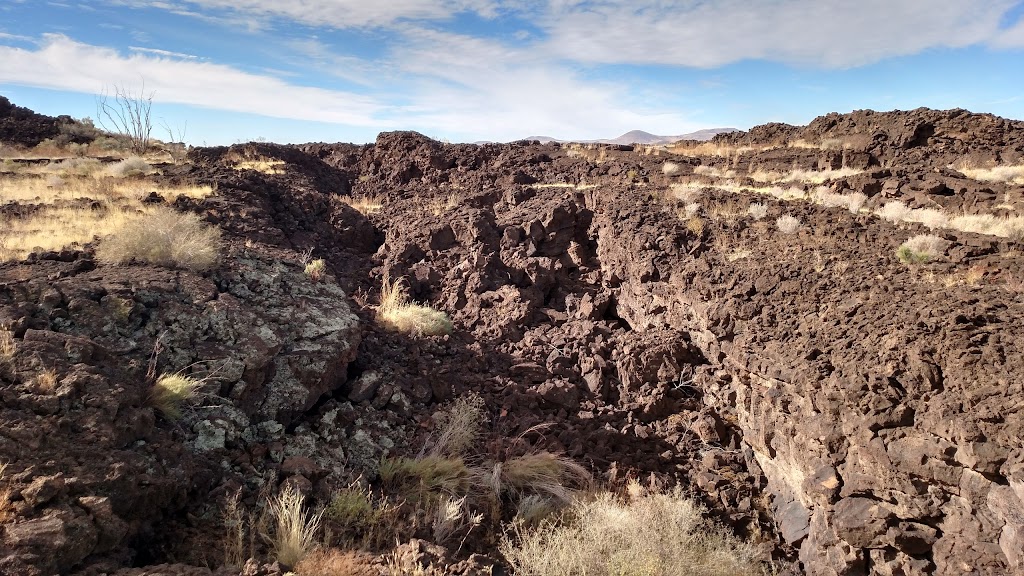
xmin=540 ymin=0 xmax=1021 ymax=68
xmin=387 ymin=28 xmax=700 ymax=139
xmin=0 ymin=34 xmax=385 ymax=127
xmin=111 ymin=0 xmax=504 ymax=28
xmin=129 ymin=45 xmax=199 ymax=59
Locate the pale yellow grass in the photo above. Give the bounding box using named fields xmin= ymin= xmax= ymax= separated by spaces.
xmin=0 ymin=203 xmax=156 ymax=262
xmin=342 ymin=194 xmax=383 ymax=215
xmin=0 ymin=175 xmax=213 ymax=205
xmin=377 ymin=275 xmax=453 ymax=336
xmin=749 ymin=166 xmax=863 ymax=184
xmin=667 ymin=141 xmax=775 ymax=158
xmin=954 ymin=163 xmax=1024 ymax=185
xmin=231 ymin=158 xmax=286 ymax=174
xmin=501 ymin=484 xmax=761 ymax=576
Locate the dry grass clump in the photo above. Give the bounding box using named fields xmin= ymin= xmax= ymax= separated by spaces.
xmin=230 ymin=157 xmax=286 ymax=175
xmin=0 ymin=461 xmax=11 ymax=524
xmin=35 ymin=368 xmax=58 ymax=394
xmin=342 ymin=194 xmax=384 ymax=215
xmin=0 ymin=176 xmax=213 ymax=206
xmin=47 ymin=158 xmax=104 ymax=177
xmin=948 ymin=214 xmax=1024 ymax=240
xmin=500 ymin=483 xmax=761 ymax=576
xmin=661 ymin=162 xmax=682 ymax=176
xmin=813 ymin=189 xmax=867 ymax=213
xmin=97 ymin=206 xmax=221 ymax=271
xmin=295 ymin=549 xmax=378 ymax=576
xmin=749 ymin=166 xmax=863 ymax=184
xmin=0 ymin=329 xmax=14 ymax=364
xmin=379 ymin=455 xmax=471 ymax=502
xmin=746 ymin=203 xmax=769 ymax=220
xmin=106 ymin=156 xmax=155 ymax=178
xmin=431 ymin=495 xmax=483 ymax=545
xmin=429 ymin=393 xmax=486 ymax=457
xmin=667 ymin=141 xmax=774 ymax=159
xmin=776 ymin=215 xmax=801 ymax=234
xmin=479 ymin=452 xmax=593 ymax=505
xmin=377 ymin=275 xmax=453 ymax=336
xmin=876 ymin=201 xmax=913 ymax=223
xmin=268 ymin=484 xmax=323 ymax=568
xmin=954 ymin=163 xmax=1024 ymax=185
xmin=693 ymin=165 xmax=737 ymax=179
xmin=149 ymin=372 xmax=205 ymax=420
xmin=304 ymin=259 xmax=327 ymax=282
xmin=897 ymin=234 xmax=946 ymax=264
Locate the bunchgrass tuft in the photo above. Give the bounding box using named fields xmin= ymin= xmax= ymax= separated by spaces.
xmin=149 ymin=372 xmax=204 ymax=420
xmin=377 ymin=274 xmax=453 ymax=336
xmin=269 ymin=484 xmax=323 ymax=568
xmin=97 ymin=205 xmax=221 ymax=271
xmin=897 ymin=234 xmax=945 ymax=265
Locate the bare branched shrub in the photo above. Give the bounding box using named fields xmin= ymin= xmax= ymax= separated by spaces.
xmin=97 ymin=83 xmax=154 ymax=155
xmin=776 ymin=214 xmax=801 ymax=234
xmin=746 ymin=202 xmax=769 ymax=220
xmin=429 ymin=393 xmax=486 ymax=457
xmin=377 ymin=274 xmax=453 ymax=336
xmin=268 ymin=484 xmax=323 ymax=568
xmin=97 ymin=206 xmax=221 ymax=271
xmin=897 ymin=234 xmax=946 ymax=264
xmin=500 ymin=486 xmax=761 ymax=576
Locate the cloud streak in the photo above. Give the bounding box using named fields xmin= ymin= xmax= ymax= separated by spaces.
xmin=0 ymin=35 xmax=385 ymax=127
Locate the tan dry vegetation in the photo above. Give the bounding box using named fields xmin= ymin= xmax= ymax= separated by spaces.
xmin=268 ymin=484 xmax=323 ymax=567
xmin=0 ymin=329 xmax=14 ymax=363
xmin=666 ymin=141 xmax=775 ymax=159
xmin=953 ymin=161 xmax=1024 ymax=185
xmin=0 ymin=461 xmax=11 ymax=524
xmin=749 ymin=166 xmax=863 ymax=184
xmin=295 ymin=549 xmax=377 ymax=576
xmin=500 ymin=483 xmax=762 ymax=576
xmin=377 ymin=275 xmax=453 ymax=336
xmin=97 ymin=206 xmax=221 ymax=271
xmin=0 ymin=171 xmax=215 ymax=263
xmin=342 ymin=194 xmax=384 ymax=215
xmin=149 ymin=372 xmax=205 ymax=420
xmin=873 ymin=200 xmax=1024 ymax=240
xmin=35 ymin=368 xmax=58 ymax=394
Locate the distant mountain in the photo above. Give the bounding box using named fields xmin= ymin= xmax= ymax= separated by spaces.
xmin=520 ymin=128 xmax=739 ymax=145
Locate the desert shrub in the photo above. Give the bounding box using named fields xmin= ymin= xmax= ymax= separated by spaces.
xmin=97 ymin=206 xmax=221 ymax=271
xmin=149 ymin=372 xmax=204 ymax=420
xmin=747 ymin=202 xmax=768 ymax=220
xmin=955 ymin=163 xmax=1024 ymax=185
xmin=304 ymin=259 xmax=327 ymax=282
xmin=897 ymin=234 xmax=945 ymax=264
xmin=500 ymin=484 xmax=761 ymax=576
xmin=268 ymin=484 xmax=323 ymax=568
xmin=776 ymin=214 xmax=801 ymax=234
xmin=295 ymin=549 xmax=377 ymax=576
xmin=377 ymin=275 xmax=453 ymax=336
xmin=845 ymin=192 xmax=868 ymax=213
xmin=430 ymin=393 xmax=486 ymax=457
xmin=662 ymin=162 xmax=681 ymax=176
xmin=107 ymin=156 xmax=154 ymax=178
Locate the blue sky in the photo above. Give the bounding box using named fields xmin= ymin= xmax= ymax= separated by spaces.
xmin=1 ymin=0 xmax=1022 ymax=145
